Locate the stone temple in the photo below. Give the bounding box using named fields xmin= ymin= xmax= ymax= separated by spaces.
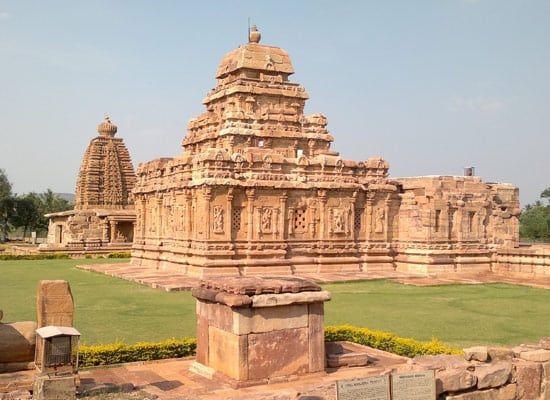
xmin=131 ymin=27 xmax=520 ymax=277
xmin=41 ymin=116 xmax=136 ymax=253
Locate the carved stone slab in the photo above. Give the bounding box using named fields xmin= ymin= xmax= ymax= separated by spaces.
xmin=336 ymin=376 xmax=390 ymax=400
xmin=391 ymin=370 xmax=436 ymax=400
xmin=198 ymin=276 xmax=321 ymax=295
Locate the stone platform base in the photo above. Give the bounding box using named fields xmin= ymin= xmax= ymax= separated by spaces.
xmin=77 ymin=263 xmax=550 ymax=290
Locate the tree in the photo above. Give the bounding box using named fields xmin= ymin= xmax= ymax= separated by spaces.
xmin=520 ymin=186 xmax=550 ymax=242
xmin=11 ymin=195 xmax=41 ymax=238
xmin=0 ymin=169 xmax=14 ymax=241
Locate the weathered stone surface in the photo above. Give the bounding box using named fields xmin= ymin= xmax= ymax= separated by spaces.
xmin=464 ymin=346 xmax=489 ymax=362
xmin=326 ymin=342 xmax=370 ymax=368
xmin=514 ymin=361 xmax=542 ymax=400
xmin=195 ymin=316 xmax=209 ymax=365
xmin=208 ymin=326 xmax=247 ymax=380
xmin=445 ymin=384 xmax=516 ymax=400
xmin=543 ymin=360 xmax=550 ymax=380
xmin=519 ymin=349 xmax=550 ymax=362
xmin=308 ymin=302 xmax=325 ymax=372
xmin=247 ymin=328 xmax=309 ymax=380
xmin=0 ymin=321 xmax=36 ymax=363
xmin=33 ymin=374 xmax=76 ymax=400
xmin=36 ymin=280 xmax=74 ymax=328
xmin=540 ymin=337 xmax=550 ymax=350
xmin=234 ymin=304 xmax=308 ymax=335
xmin=411 ymin=354 xmax=470 ymax=371
xmin=475 ymin=362 xmax=512 ymax=389
xmin=487 ymin=347 xmax=514 ymax=362
xmin=250 ymin=291 xmax=331 ymax=308
xmin=0 ymin=390 xmax=32 ymax=400
xmin=435 ymin=369 xmax=476 ymax=394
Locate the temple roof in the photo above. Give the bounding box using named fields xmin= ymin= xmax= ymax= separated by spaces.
xmin=215 ymin=28 xmax=294 ymax=79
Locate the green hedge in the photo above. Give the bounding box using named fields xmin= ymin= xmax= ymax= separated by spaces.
xmin=325 ymin=325 xmax=462 ymax=357
xmin=0 ymin=253 xmax=70 ymax=261
xmin=79 ymin=338 xmax=197 ymax=367
xmin=107 ymin=251 xmax=132 ymax=258
xmin=78 ymin=326 xmax=460 ymax=367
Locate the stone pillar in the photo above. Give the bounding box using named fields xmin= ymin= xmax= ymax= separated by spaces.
xmin=226 ymin=188 xmax=234 ymax=240
xmin=185 ymin=190 xmax=192 ymax=235
xmin=279 ymin=192 xmax=287 ymax=240
xmin=203 ymin=187 xmax=212 ymax=240
xmin=101 ymin=221 xmax=109 ymax=242
xmin=155 ymin=197 xmax=162 ymax=238
xmin=318 ymin=190 xmax=327 ymax=240
xmin=384 ymin=196 xmax=391 ymax=242
xmin=190 ymin=276 xmax=331 ymax=383
xmin=365 ymin=193 xmax=375 ymax=241
xmin=246 ymin=189 xmax=255 ymax=242
xmin=109 ymin=220 xmax=117 ymax=243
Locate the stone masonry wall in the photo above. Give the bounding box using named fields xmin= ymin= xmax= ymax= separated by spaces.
xmin=408 ymin=338 xmax=550 ymax=399
xmin=493 ymin=245 xmax=550 ymax=278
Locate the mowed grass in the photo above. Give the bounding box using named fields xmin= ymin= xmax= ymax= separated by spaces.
xmin=1 ymin=259 xmax=549 ymax=347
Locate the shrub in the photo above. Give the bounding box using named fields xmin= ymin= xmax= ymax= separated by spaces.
xmin=107 ymin=251 xmax=131 ymax=259
xmin=79 ymin=338 xmax=196 ymax=367
xmin=0 ymin=252 xmax=70 ymax=261
xmin=77 ymin=326 xmax=460 ymax=367
xmin=324 ymin=325 xmax=462 ymax=357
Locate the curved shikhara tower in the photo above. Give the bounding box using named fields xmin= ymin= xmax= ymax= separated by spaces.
xmin=131 ymin=27 xmax=519 ymax=277
xmin=42 ymin=116 xmax=136 ymax=253
xmin=75 ymin=116 xmax=135 ymax=210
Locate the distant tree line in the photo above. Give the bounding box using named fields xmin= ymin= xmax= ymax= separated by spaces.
xmin=519 ymin=187 xmax=550 ymax=242
xmin=0 ymin=168 xmax=72 ymax=241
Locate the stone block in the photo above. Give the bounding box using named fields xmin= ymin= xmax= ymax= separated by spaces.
xmin=519 ymin=349 xmax=550 ymax=362
xmin=0 ymin=321 xmax=36 ymax=363
xmin=475 ymin=361 xmax=512 ymax=389
xmin=33 ymin=374 xmax=76 ymax=400
xmin=308 ymin=302 xmax=325 ymax=372
xmin=208 ymin=326 xmax=247 ymax=380
xmin=514 ymin=361 xmax=542 ymax=399
xmin=250 ymin=291 xmax=331 ymax=308
xmin=444 ymin=384 xmax=516 ymax=400
xmin=247 ymin=328 xmax=309 ymax=380
xmin=195 ymin=316 xmax=209 ymax=365
xmin=487 ymin=347 xmax=514 ymax=362
xmin=464 ymin=346 xmax=488 ymax=362
xmin=36 ymin=280 xmax=74 ymax=328
xmin=435 ymin=369 xmax=476 ymax=395
xmin=233 ymin=304 xmax=308 ymax=335
xmin=540 ymin=337 xmax=550 ymax=350
xmin=412 ymin=354 xmax=469 ymax=371
xmin=543 ymin=361 xmax=550 ymax=380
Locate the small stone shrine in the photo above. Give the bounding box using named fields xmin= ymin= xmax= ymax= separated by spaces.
xmin=41 ymin=115 xmax=136 ymax=254
xmin=131 ymin=26 xmax=520 ymax=277
xmin=190 ymin=276 xmax=330 ymax=386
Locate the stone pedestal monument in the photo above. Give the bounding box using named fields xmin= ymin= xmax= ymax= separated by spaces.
xmin=190 ymin=276 xmax=330 ymax=386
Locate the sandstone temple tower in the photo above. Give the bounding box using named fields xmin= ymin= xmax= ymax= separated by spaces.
xmin=41 ymin=116 xmax=136 ymax=253
xmin=131 ymin=27 xmax=520 ymax=277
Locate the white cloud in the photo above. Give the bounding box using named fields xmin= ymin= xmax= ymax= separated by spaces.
xmin=0 ymin=12 xmax=11 ymax=19
xmin=451 ymin=96 xmax=506 ymax=112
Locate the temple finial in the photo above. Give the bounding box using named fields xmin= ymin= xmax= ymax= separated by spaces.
xmin=249 ymin=25 xmax=261 ymax=44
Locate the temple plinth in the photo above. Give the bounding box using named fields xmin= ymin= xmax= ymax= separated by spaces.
xmin=41 ymin=116 xmax=136 ymax=254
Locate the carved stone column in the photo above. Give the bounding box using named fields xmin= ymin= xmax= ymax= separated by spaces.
xmin=185 ymin=190 xmax=192 ymax=236
xmin=278 ymin=192 xmax=287 ymax=240
xmin=156 ymin=197 xmax=162 ymax=238
xmin=384 ymin=196 xmax=391 ymax=242
xmin=317 ymin=190 xmax=327 ymax=240
xmin=246 ymin=189 xmax=255 ymax=242
xmin=226 ymin=188 xmax=234 ymax=240
xmin=365 ymin=192 xmax=375 ymax=241
xmin=109 ymin=220 xmax=117 ymax=243
xmin=203 ymin=187 xmax=212 ymax=240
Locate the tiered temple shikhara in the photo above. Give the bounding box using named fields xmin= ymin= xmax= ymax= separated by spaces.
xmin=41 ymin=116 xmax=136 ymax=253
xmin=129 ymin=26 xmax=520 ymax=277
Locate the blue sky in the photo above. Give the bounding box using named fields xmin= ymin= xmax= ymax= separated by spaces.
xmin=0 ymin=0 xmax=548 ymax=205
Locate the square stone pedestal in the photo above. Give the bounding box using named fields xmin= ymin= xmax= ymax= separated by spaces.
xmin=190 ymin=276 xmax=331 ymax=386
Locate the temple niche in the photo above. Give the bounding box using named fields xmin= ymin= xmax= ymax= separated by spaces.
xmin=131 ymin=27 xmax=520 ymax=277
xmin=40 ymin=116 xmax=136 ymax=254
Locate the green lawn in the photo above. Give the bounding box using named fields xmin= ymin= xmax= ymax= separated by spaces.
xmin=1 ymin=259 xmax=549 ymax=347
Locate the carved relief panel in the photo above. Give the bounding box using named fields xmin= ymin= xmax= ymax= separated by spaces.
xmin=213 ymin=205 xmax=224 ymax=234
